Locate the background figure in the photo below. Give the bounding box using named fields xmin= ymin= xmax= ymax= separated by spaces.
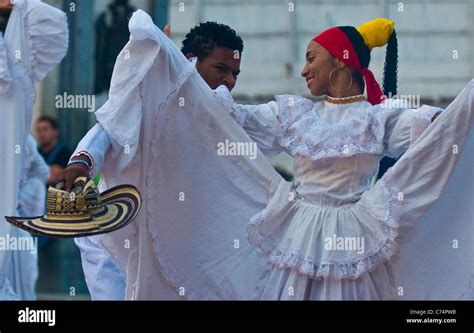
xmin=36 ymin=116 xmax=72 ymax=186
xmin=9 ymin=135 xmax=50 ymax=300
xmin=17 ymin=135 xmax=50 ymax=218
xmin=0 ymin=0 xmax=68 ymax=300
xmin=94 ymin=0 xmax=135 ymax=94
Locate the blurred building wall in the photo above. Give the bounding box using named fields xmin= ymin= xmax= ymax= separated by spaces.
xmin=169 ymin=0 xmax=474 ymax=101
xmin=168 ymin=0 xmax=474 ymax=174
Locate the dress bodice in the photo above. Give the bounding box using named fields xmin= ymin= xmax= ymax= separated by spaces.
xmin=293 ymin=153 xmax=380 ymax=206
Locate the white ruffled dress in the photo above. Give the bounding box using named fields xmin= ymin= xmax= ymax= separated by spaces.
xmin=215 ymin=88 xmax=447 ymax=299
xmin=85 ymin=10 xmax=473 ymax=300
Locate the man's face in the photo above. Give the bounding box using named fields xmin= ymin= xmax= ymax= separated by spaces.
xmin=193 ymin=47 xmax=241 ymax=91
xmin=36 ymin=121 xmax=57 ymax=147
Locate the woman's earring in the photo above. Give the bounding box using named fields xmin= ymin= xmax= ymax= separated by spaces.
xmin=328 ymin=67 xmax=353 ymax=93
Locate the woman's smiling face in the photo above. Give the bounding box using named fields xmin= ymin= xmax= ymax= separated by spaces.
xmin=300 ymin=41 xmax=338 ymax=96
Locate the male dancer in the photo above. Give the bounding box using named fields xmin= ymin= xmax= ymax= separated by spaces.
xmin=65 ymin=20 xmax=244 ymax=299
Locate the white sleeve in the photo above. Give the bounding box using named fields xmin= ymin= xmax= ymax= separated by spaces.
xmin=214 ymin=86 xmax=284 ymax=155
xmin=71 ymin=123 xmax=112 ymax=176
xmin=232 ymin=102 xmax=284 ymax=155
xmin=25 ymin=0 xmax=69 ymax=82
xmin=95 ymin=10 xmax=194 ymax=170
xmin=382 ymin=101 xmax=443 ymax=158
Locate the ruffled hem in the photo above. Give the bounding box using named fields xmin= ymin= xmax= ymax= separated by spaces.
xmin=247 ymin=174 xmax=403 ymax=280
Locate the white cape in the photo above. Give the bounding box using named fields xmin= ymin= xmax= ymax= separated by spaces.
xmin=392 ymin=127 xmax=474 ymax=300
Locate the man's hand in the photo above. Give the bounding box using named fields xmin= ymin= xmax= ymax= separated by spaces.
xmin=48 ymin=164 xmax=64 ymax=186
xmin=57 ymin=156 xmax=91 ymax=191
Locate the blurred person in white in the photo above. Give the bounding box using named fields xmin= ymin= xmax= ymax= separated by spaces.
xmin=59 ymin=11 xmax=473 ymax=300
xmin=7 ymin=135 xmax=49 ymax=300
xmin=0 ymin=0 xmax=68 ymax=299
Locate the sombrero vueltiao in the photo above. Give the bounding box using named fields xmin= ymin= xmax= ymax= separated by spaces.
xmin=5 ymin=177 xmax=141 ymax=238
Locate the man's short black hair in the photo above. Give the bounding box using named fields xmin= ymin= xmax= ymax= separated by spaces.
xmin=181 ymin=21 xmax=243 ymax=60
xmin=37 ymin=116 xmax=58 ymax=129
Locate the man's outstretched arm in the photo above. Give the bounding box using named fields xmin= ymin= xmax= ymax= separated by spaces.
xmin=60 ymin=123 xmax=111 ymax=191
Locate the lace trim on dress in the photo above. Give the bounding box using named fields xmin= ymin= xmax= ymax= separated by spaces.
xmin=276 ymin=95 xmax=387 ymax=159
xmin=247 ymin=173 xmax=403 ymax=280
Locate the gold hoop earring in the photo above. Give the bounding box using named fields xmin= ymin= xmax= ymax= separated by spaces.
xmin=328 ymin=67 xmax=353 ymax=93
